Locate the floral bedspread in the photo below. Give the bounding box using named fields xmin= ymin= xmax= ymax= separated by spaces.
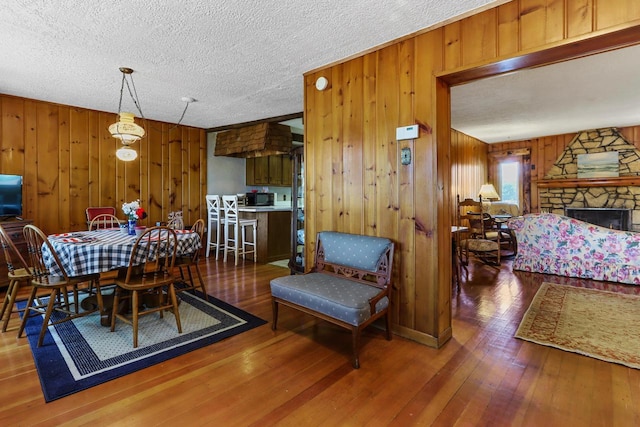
xmin=507 ymin=213 xmax=640 ymax=285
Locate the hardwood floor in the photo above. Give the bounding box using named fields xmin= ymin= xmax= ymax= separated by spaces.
xmin=1 ymin=256 xmax=639 ymax=426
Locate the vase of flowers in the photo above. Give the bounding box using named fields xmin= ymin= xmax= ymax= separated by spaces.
xmin=122 ymin=199 xmax=147 ymax=235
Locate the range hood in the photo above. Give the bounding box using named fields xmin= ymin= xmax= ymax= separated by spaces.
xmin=214 ymin=122 xmax=292 ymax=158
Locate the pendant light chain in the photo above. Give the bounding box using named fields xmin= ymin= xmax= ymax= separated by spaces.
xmin=121 ymin=72 xmax=145 ymax=120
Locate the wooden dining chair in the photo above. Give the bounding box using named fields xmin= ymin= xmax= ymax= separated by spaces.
xmin=174 ymin=218 xmax=208 ymax=301
xmin=167 ymin=211 xmax=184 ymax=230
xmin=0 ymin=224 xmax=33 ymax=332
xmin=457 ymin=195 xmax=501 ymax=271
xmin=88 ymin=213 xmax=121 ymax=230
xmin=86 ymin=207 xmax=116 ymax=222
xmin=18 ymin=224 xmax=103 ymax=346
xmin=111 ymin=226 xmax=181 ymax=348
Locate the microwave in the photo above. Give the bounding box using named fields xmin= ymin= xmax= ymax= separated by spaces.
xmin=246 ymin=192 xmax=274 ymax=206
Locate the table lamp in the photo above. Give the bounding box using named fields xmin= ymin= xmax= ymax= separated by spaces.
xmin=478 ymin=183 xmax=500 ymax=211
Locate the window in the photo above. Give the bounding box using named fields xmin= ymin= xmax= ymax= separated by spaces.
xmin=499 ymin=161 xmax=519 ymax=205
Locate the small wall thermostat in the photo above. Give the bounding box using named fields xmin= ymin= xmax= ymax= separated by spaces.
xmin=396 ymin=124 xmax=419 ymax=140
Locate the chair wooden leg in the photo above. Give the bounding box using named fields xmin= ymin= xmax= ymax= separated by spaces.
xmin=194 ymin=264 xmax=207 ymax=300
xmin=38 ymin=289 xmax=59 ymax=347
xmin=132 ymin=290 xmax=139 ymax=348
xmin=17 ymin=286 xmax=38 ymax=339
xmin=271 ymin=299 xmax=279 ymax=330
xmin=234 ymin=225 xmax=240 ymax=266
xmin=110 ymin=288 xmax=121 ymax=332
xmin=168 ymin=284 xmax=182 ymax=333
xmin=215 ymin=220 xmax=223 ymax=260
xmin=1 ymin=278 xmax=21 ymax=332
xmin=252 ymin=223 xmax=257 ymax=263
xmin=223 ymin=224 xmax=230 ymax=263
xmin=0 ymin=279 xmax=15 ymax=324
xmin=385 ymin=313 xmax=392 ymax=341
xmin=206 ymin=220 xmax=212 ymax=258
xmin=351 ymin=328 xmax=361 ymax=369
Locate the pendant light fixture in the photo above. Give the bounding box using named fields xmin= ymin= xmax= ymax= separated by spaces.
xmin=110 ymin=67 xmax=195 ymax=161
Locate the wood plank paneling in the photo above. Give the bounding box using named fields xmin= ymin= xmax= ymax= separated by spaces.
xmin=1 ymin=97 xmax=24 ymax=175
xmin=461 ymin=8 xmax=498 ymax=66
xmin=595 ymin=0 xmax=640 ymax=29
xmin=414 ymin=29 xmax=444 ymax=339
xmin=497 ymin=0 xmax=521 ymax=56
xmin=397 ymin=39 xmax=416 ymax=329
xmin=566 ymin=0 xmax=593 ymax=37
xmin=342 ymin=57 xmax=364 ymax=234
xmin=330 ymin=65 xmax=344 ymax=232
xmin=303 ymin=0 xmax=640 ymax=347
xmin=0 ymin=94 xmax=206 ymax=234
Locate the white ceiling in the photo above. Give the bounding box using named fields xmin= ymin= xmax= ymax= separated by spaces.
xmin=0 ymin=0 xmax=503 ymax=130
xmin=451 ymin=44 xmax=640 ymax=143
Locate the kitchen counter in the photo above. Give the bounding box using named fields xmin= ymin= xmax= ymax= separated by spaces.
xmin=238 ymin=207 xmax=292 ymax=263
xmin=238 ymin=205 xmax=292 ymax=213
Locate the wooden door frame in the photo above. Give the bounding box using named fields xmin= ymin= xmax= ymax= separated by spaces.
xmin=435 ymin=22 xmax=640 ymax=293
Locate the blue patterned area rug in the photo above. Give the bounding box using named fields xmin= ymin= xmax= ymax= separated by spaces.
xmin=21 ymin=291 xmax=266 ymax=402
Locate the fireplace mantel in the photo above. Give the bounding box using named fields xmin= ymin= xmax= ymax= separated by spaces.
xmin=536 ymin=176 xmax=640 ymax=188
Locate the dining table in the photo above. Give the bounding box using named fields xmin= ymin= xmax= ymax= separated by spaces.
xmin=42 ymin=228 xmax=201 ymax=277
xmin=41 ymin=228 xmax=202 ymax=326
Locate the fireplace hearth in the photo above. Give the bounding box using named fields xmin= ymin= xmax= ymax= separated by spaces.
xmin=565 ymin=207 xmax=631 ymax=231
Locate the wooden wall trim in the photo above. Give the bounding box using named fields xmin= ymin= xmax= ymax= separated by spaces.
xmin=441 ymin=21 xmax=640 ymax=86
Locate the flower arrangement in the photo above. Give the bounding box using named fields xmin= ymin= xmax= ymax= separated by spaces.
xmin=122 ymin=199 xmax=147 ymax=221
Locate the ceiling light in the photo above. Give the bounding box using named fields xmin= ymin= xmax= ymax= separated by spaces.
xmin=115 ymin=146 xmax=138 ymax=161
xmin=110 ymin=67 xmax=195 ymax=161
xmin=109 ymin=112 xmax=145 ymax=144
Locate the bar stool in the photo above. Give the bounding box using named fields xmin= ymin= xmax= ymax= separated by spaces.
xmin=205 ymin=195 xmax=225 ymax=259
xmin=222 ymin=195 xmax=257 ymax=266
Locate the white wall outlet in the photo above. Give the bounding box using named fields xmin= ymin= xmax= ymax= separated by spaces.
xmin=396 ymin=125 xmax=419 ymax=140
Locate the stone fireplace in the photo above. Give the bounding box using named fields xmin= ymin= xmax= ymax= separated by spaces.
xmin=538 ymin=128 xmax=640 ymax=231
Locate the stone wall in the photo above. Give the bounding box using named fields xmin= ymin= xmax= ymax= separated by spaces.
xmin=539 ymin=128 xmax=640 ymax=230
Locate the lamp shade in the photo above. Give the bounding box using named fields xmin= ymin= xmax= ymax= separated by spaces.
xmin=478 ymin=183 xmax=500 ymax=200
xmin=109 ymin=112 xmax=145 ymax=144
xmin=115 ymin=146 xmax=138 ymax=161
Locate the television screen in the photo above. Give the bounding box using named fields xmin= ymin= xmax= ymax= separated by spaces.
xmin=0 ymin=174 xmax=23 ymax=217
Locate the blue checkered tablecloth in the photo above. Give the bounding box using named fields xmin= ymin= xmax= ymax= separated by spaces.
xmin=43 ymin=229 xmax=201 ymax=277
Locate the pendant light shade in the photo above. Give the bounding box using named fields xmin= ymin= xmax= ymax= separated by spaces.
xmin=115 ymin=145 xmax=138 ymax=161
xmin=109 ymin=112 xmax=145 ymax=143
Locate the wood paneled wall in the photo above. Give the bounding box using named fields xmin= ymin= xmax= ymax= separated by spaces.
xmin=451 ymin=129 xmax=488 ymax=207
xmin=303 ymin=0 xmax=640 ymax=347
xmin=488 ymin=125 xmax=640 ymax=212
xmin=0 ymin=95 xmax=207 ymax=234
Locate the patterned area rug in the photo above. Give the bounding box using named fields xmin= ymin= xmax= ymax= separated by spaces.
xmin=21 ymin=291 xmax=266 ymax=402
xmin=516 ymin=282 xmax=640 ymax=369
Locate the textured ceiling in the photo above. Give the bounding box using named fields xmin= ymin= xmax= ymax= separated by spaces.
xmin=0 ymin=0 xmax=502 ymax=130
xmin=452 ymin=44 xmax=640 ymax=143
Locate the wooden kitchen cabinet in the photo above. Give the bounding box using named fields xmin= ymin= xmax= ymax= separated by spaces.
xmin=0 ymin=218 xmax=33 ymax=288
xmin=246 ymin=155 xmax=292 ymax=186
xmin=246 ymin=157 xmax=268 ymax=185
